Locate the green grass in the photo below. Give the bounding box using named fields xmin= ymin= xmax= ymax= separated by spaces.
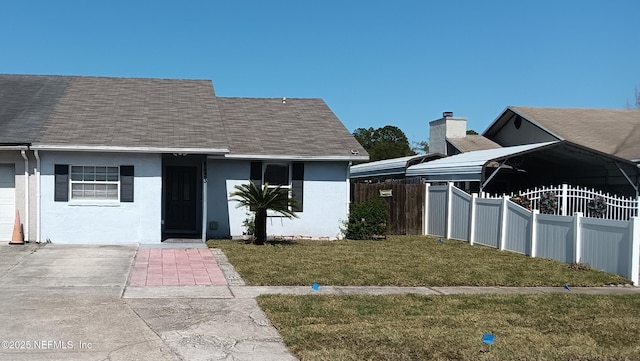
xmin=258 ymin=293 xmax=640 ymax=361
xmin=207 ymin=236 xmax=630 ymax=286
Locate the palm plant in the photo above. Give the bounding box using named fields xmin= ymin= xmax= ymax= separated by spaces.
xmin=230 ymin=181 xmax=298 ymax=245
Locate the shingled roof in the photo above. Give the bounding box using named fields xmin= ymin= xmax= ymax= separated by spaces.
xmin=447 ymin=134 xmax=501 ymax=153
xmin=217 ymin=97 xmax=367 ymax=158
xmin=485 ymin=106 xmax=640 ymax=161
xmin=0 ymin=74 xmax=367 ymax=160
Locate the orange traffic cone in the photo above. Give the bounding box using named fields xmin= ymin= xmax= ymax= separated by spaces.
xmin=9 ymin=210 xmax=24 ymax=245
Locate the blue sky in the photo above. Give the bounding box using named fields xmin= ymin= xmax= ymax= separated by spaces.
xmin=2 ymin=0 xmax=638 ymax=145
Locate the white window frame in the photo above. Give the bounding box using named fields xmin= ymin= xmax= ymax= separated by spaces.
xmin=262 ymin=162 xmax=292 ymax=215
xmin=69 ymin=165 xmax=120 ymax=202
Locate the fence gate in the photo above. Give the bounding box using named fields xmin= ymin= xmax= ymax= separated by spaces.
xmin=351 ymin=183 xmax=424 ymax=235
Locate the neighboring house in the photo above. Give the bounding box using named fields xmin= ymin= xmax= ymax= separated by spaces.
xmin=0 ymin=74 xmax=367 ymax=243
xmin=483 ymin=106 xmax=640 ymax=163
xmin=418 ymin=107 xmax=640 ymax=195
xmin=351 ymin=108 xmax=640 ymax=196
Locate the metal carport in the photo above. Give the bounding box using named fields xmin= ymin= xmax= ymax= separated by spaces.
xmin=406 ymin=141 xmax=639 ymax=196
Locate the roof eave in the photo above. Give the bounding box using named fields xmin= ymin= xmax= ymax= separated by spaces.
xmin=31 ymin=144 xmax=230 ymax=154
xmin=218 ymin=154 xmax=369 ymax=162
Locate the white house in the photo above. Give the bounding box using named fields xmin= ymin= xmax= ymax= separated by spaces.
xmin=0 ymin=74 xmax=368 ymax=244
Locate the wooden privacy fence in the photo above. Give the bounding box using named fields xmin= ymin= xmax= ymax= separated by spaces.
xmin=494 ymin=184 xmax=640 ymax=221
xmin=427 ymin=183 xmax=640 ymax=285
xmin=351 ymin=182 xmax=424 ymax=235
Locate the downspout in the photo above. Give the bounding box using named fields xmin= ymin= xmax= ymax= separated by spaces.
xmin=20 ymin=150 xmax=29 ymax=242
xmin=34 ymin=150 xmax=41 ymax=243
xmin=201 ymin=157 xmax=208 ymax=243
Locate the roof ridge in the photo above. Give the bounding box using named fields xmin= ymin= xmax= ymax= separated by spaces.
xmin=0 ymin=73 xmax=213 ymax=82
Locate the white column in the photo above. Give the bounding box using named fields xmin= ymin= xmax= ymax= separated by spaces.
xmin=629 ymin=217 xmax=640 ymax=286
xmin=446 ymin=182 xmax=453 ymax=239
xmin=574 ymin=212 xmax=583 ymax=263
xmin=561 ymin=184 xmax=568 ymax=216
xmin=530 ymin=209 xmax=539 ymax=257
xmin=423 ymin=183 xmax=430 ymax=235
xmin=469 ymin=193 xmax=477 ymax=245
xmin=499 ymin=195 xmax=508 ymax=250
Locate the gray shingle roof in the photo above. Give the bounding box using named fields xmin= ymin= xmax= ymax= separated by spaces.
xmin=217 ymin=97 xmax=368 ymax=158
xmin=487 ymin=106 xmax=640 ymax=161
xmin=0 ymin=74 xmax=367 ymax=159
xmin=0 ymin=74 xmax=69 ymax=144
xmin=37 ymin=75 xmax=228 ymax=150
xmin=447 ymin=135 xmax=501 ymax=152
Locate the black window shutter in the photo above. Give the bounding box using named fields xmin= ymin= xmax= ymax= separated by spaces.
xmin=292 ymin=162 xmax=304 ymax=212
xmin=249 ymin=161 xmax=262 ymax=211
xmin=120 ymin=166 xmax=134 ymax=202
xmin=54 ymin=164 xmax=69 ymax=202
xmin=250 ymin=161 xmax=262 ymax=188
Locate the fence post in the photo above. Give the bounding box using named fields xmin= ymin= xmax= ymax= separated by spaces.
xmin=423 ymin=183 xmax=430 ymax=235
xmin=628 ymin=217 xmax=640 ymax=286
xmin=561 ymin=184 xmax=568 ymax=216
xmin=499 ymin=196 xmax=508 ymax=251
xmin=446 ymin=182 xmax=453 ymax=239
xmin=530 ymin=209 xmax=539 ymax=257
xmin=574 ymin=212 xmax=583 ymax=263
xmin=469 ymin=193 xmax=477 ymax=245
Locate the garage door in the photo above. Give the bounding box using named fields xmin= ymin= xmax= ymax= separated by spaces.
xmin=0 ymin=165 xmax=16 ymax=241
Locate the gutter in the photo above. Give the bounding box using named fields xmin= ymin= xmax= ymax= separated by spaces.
xmin=20 ymin=151 xmax=29 ymax=241
xmin=218 ymin=154 xmax=370 ymax=162
xmin=34 ymin=150 xmax=41 ymax=243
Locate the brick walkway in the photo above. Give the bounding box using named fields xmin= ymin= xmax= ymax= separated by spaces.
xmin=129 ymin=248 xmax=228 ymax=286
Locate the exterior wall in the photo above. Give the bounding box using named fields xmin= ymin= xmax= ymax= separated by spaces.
xmin=0 ymin=151 xmax=38 ymax=242
xmin=207 ymin=159 xmax=349 ymax=239
xmin=429 ymin=117 xmax=467 ymax=155
xmin=40 ymin=152 xmax=162 ymax=244
xmin=488 ymin=116 xmax=558 ymax=146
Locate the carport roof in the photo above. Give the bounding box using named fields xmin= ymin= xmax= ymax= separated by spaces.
xmin=406 ymin=141 xmax=639 ymax=191
xmin=350 ymin=153 xmax=445 ymax=179
xmin=406 ymin=143 xmax=556 ymax=181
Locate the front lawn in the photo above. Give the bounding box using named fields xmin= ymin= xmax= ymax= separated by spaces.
xmin=207 ymin=236 xmax=631 ymax=286
xmin=258 ymin=293 xmax=640 ymax=360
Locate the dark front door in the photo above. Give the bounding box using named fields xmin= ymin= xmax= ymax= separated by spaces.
xmin=165 ymin=166 xmax=198 ymax=233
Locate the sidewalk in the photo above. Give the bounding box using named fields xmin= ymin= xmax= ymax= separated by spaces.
xmin=2 ymin=243 xmax=633 ymax=361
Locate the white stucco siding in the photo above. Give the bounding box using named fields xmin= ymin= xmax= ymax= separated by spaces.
xmin=40 ymin=152 xmax=162 ymax=244
xmin=207 ymin=160 xmax=349 ymax=239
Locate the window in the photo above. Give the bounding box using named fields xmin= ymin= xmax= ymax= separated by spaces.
xmin=55 ymin=164 xmax=134 ymax=202
xmin=250 ymin=161 xmax=304 ymax=212
xmin=264 ymin=163 xmax=290 ymax=187
xmin=71 ymin=166 xmax=119 ymax=200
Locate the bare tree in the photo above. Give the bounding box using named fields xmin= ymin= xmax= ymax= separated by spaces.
xmin=629 ymin=86 xmax=640 ymax=109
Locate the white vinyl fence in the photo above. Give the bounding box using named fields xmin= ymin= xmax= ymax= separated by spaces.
xmin=494 ymin=184 xmax=640 ymax=221
xmin=425 ymin=183 xmax=640 ymax=285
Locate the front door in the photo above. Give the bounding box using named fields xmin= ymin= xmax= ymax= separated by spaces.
xmin=164 ymin=166 xmax=198 ymax=234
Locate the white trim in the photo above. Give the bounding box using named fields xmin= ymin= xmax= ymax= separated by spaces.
xmin=20 ymin=151 xmax=29 ymax=241
xmin=34 ymin=150 xmax=41 ymax=243
xmin=218 ymin=154 xmax=369 ymax=161
xmin=69 ymin=165 xmax=120 ymax=201
xmin=31 ymin=144 xmax=229 ymax=154
xmin=0 ymin=145 xmax=29 ymax=151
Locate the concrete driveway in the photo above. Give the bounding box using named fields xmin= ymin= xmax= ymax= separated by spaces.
xmin=0 ymin=243 xmax=295 ymax=361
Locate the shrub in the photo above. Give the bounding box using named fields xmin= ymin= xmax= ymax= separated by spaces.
xmin=343 ymin=198 xmax=388 ymax=240
xmin=540 ymin=192 xmax=558 ymax=214
xmin=587 ymin=196 xmax=607 ymax=218
xmin=510 ymin=195 xmax=531 ymax=210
